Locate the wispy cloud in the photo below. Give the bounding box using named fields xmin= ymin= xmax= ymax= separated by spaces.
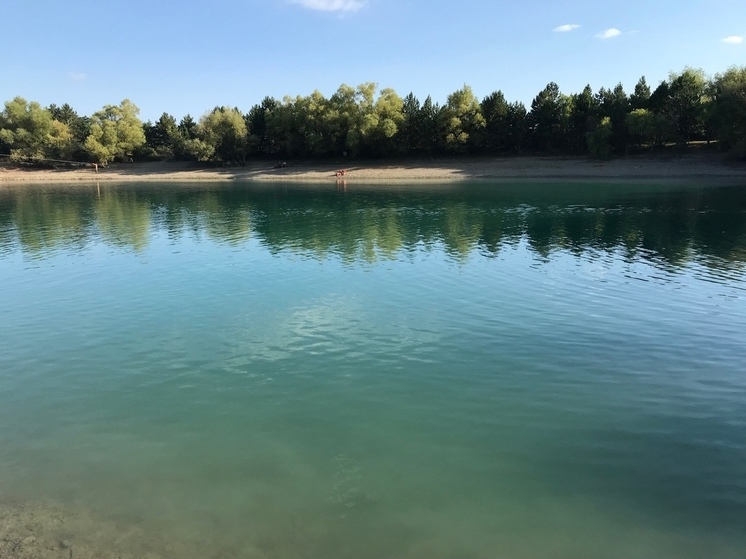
xmin=67 ymin=71 xmax=87 ymax=82
xmin=597 ymin=28 xmax=621 ymax=39
xmin=291 ymin=0 xmax=366 ymax=12
xmin=553 ymin=24 xmax=580 ymax=33
xmin=721 ymin=35 xmax=743 ymax=44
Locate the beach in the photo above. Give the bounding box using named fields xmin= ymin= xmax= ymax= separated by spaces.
xmin=2 ymin=154 xmax=745 ymax=184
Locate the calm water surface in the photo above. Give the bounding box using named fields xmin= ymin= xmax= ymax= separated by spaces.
xmin=1 ymin=181 xmax=745 ymax=558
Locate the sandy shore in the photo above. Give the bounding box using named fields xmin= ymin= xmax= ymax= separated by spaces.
xmin=1 ymin=154 xmax=745 ymax=184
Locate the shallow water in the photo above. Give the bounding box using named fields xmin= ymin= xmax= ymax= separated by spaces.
xmin=1 ymin=181 xmax=745 ymax=558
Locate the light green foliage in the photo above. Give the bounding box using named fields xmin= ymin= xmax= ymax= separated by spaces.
xmin=84 ymin=99 xmax=146 ymax=164
xmin=374 ymin=88 xmax=404 ymax=137
xmin=441 ymin=85 xmax=485 ymax=152
xmin=266 ymin=94 xmax=321 ymax=157
xmin=596 ymin=83 xmax=630 ymax=152
xmin=328 ymin=84 xmax=359 ymax=155
xmin=365 ymin=88 xmax=404 ymax=156
xmin=346 ymin=83 xmax=380 ymax=156
xmin=626 ymin=109 xmax=655 ymax=148
xmin=587 ymin=117 xmax=612 ymax=159
xmin=198 ymin=106 xmax=248 ymax=164
xmin=0 ymin=97 xmax=72 ymax=160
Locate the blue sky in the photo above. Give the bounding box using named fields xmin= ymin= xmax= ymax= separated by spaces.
xmin=2 ymin=0 xmax=744 ymax=122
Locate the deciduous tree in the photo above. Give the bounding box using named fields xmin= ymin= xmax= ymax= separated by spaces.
xmin=84 ymin=99 xmax=146 ymax=164
xmin=0 ymin=97 xmax=72 ymax=160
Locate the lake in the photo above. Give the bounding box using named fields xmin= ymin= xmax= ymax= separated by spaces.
xmin=1 ymin=180 xmax=745 ymax=559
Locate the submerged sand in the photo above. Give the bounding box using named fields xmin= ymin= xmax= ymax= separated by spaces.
xmin=1 ymin=500 xmax=166 ymax=559
xmin=0 ymin=499 xmax=264 ymax=559
xmin=1 ymin=154 xmax=745 ymax=184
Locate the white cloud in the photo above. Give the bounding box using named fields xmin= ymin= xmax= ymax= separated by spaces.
xmin=291 ymin=0 xmax=365 ymax=12
xmin=553 ymin=24 xmax=580 ymax=32
xmin=67 ymin=72 xmax=87 ymax=81
xmin=721 ymin=35 xmax=743 ymax=44
xmin=597 ymin=28 xmax=621 ymax=39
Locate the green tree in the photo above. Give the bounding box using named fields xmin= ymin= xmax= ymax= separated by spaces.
xmin=568 ymin=85 xmax=598 ymax=153
xmin=596 ymin=83 xmax=630 ymax=153
xmin=440 ymin=85 xmax=485 ymax=153
xmin=368 ymin=87 xmax=404 ymax=156
xmin=84 ymin=99 xmax=146 ymax=164
xmin=630 ymin=76 xmax=651 ymax=110
xmin=480 ymin=90 xmax=511 ymax=153
xmin=399 ymin=93 xmax=422 ymax=155
xmin=179 ymin=115 xmax=198 ymax=139
xmin=505 ymin=101 xmax=528 ymax=153
xmin=327 ymin=84 xmax=359 ymax=156
xmin=0 ymin=97 xmax=72 ymax=160
xmin=419 ymin=96 xmax=442 ymax=157
xmin=247 ymin=97 xmax=278 ymax=157
xmin=667 ymin=68 xmax=709 ymax=144
xmin=198 ymin=106 xmax=248 ymax=164
xmin=626 ymin=109 xmax=655 ymax=149
xmin=48 ymin=103 xmax=90 ymax=159
xmin=649 ymin=70 xmax=709 ymax=146
xmin=709 ymin=66 xmax=746 ymax=157
xmin=347 ymin=82 xmax=379 ymax=157
xmin=587 ymin=116 xmax=613 ymax=158
xmin=529 ymin=82 xmax=569 ymax=152
xmin=152 ymin=113 xmax=179 ymax=156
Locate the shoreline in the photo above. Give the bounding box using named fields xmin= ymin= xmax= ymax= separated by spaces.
xmin=2 ymin=154 xmax=746 ymax=184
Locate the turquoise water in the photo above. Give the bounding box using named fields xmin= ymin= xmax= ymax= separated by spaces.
xmin=1 ymin=181 xmax=745 ymax=558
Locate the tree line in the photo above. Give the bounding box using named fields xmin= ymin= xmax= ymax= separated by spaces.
xmin=1 ymin=66 xmax=745 ymax=165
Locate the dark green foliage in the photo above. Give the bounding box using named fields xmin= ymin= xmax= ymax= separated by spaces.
xmin=247 ymin=97 xmax=278 ymax=157
xmin=505 ymin=102 xmax=528 ymax=153
xmin=648 ymin=69 xmax=709 ymax=146
xmin=399 ymin=93 xmax=422 ymax=154
xmin=419 ymin=96 xmax=442 ymax=156
xmin=709 ymin=67 xmax=746 ymax=157
xmin=568 ymin=85 xmax=598 ymax=153
xmin=528 ymin=82 xmax=568 ymax=152
xmin=630 ymin=77 xmax=651 ymax=110
xmin=667 ymin=69 xmax=708 ymax=144
xmin=143 ymin=113 xmax=180 ymax=158
xmin=480 ymin=90 xmax=511 ymax=153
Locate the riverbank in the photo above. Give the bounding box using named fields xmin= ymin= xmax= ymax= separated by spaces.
xmin=1 ymin=154 xmax=745 ymax=184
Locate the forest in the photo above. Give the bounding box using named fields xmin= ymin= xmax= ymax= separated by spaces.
xmin=1 ymin=66 xmax=745 ymax=166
